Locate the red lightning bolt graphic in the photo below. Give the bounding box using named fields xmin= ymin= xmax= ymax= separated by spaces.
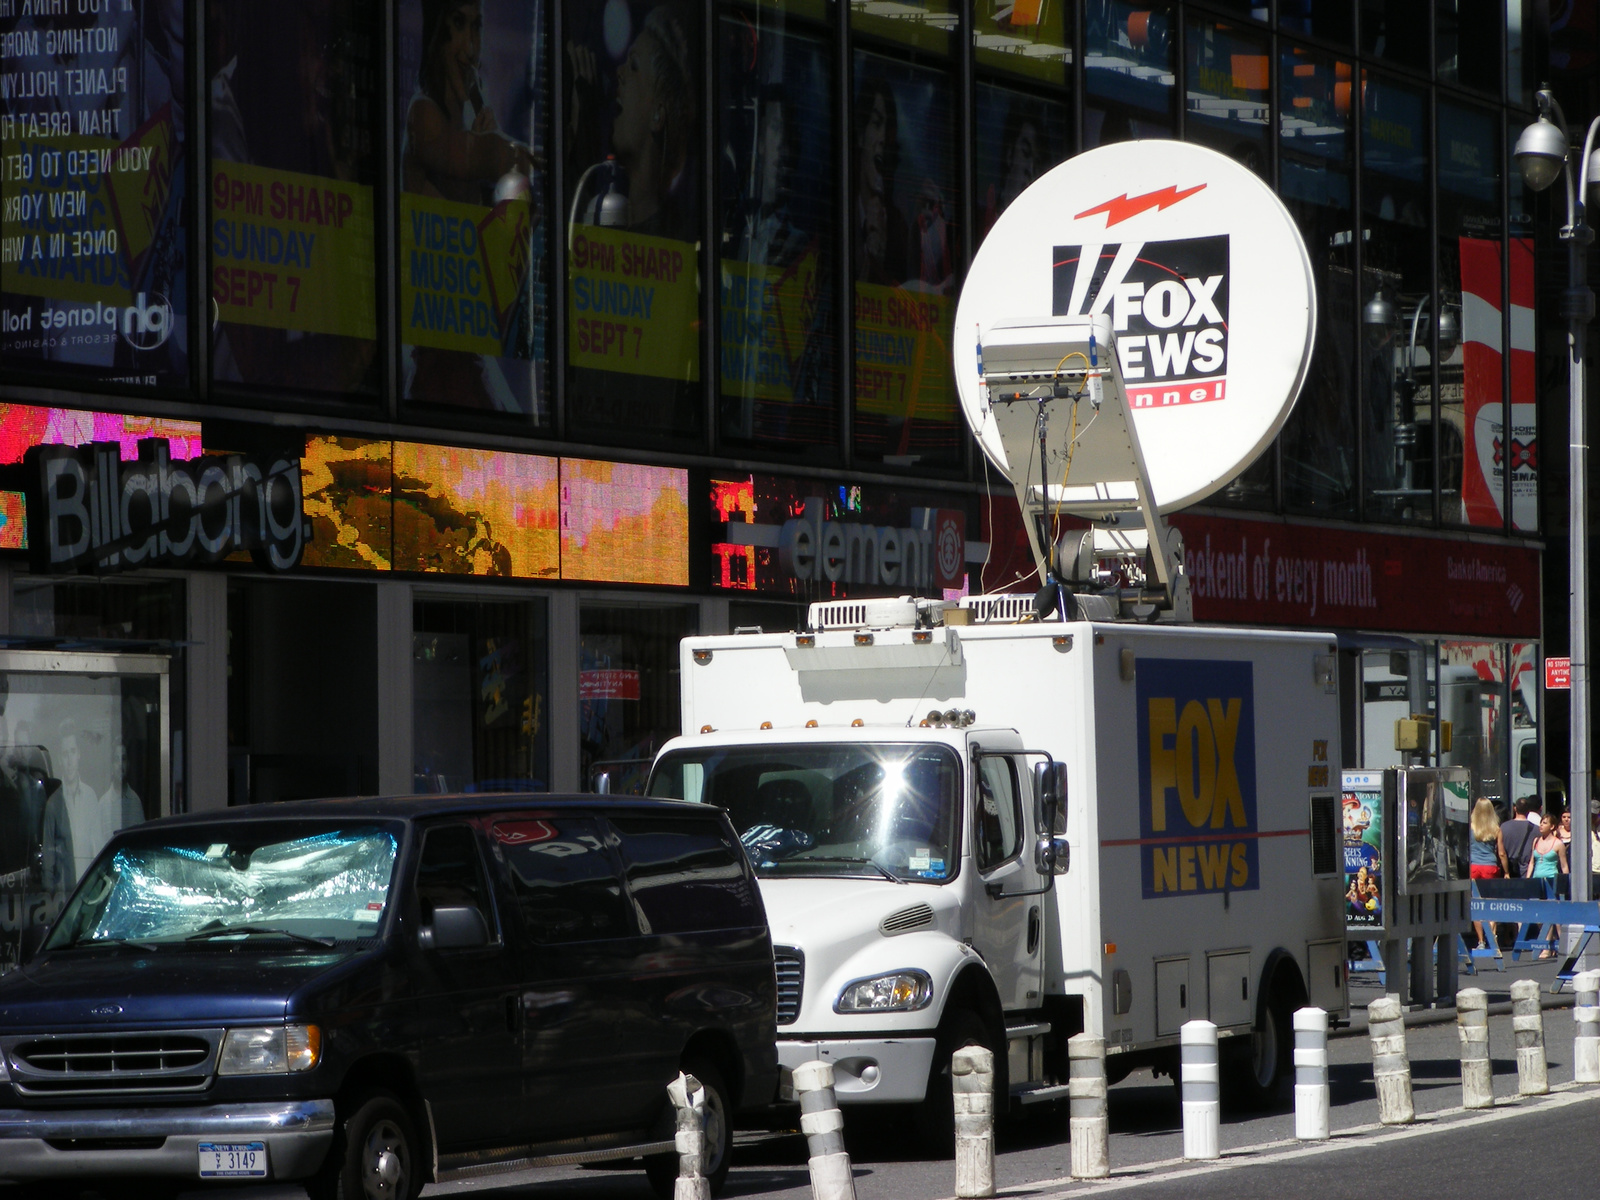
xmin=1075 ymin=183 xmax=1207 ymax=227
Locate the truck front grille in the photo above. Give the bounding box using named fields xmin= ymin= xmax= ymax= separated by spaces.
xmin=4 ymin=1031 xmax=220 ymax=1096
xmin=774 ymin=948 xmax=804 ymax=1026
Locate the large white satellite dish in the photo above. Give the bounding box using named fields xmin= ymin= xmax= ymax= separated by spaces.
xmin=954 ymin=139 xmax=1317 ymax=515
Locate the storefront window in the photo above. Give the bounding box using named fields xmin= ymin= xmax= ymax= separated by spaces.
xmin=1359 ymin=1 xmax=1430 ymax=71
xmin=413 ymin=597 xmax=550 ymax=793
xmin=580 ymin=602 xmax=696 ymax=792
xmin=1280 ymin=44 xmax=1357 ymax=517
xmin=396 ymin=0 xmax=550 ymax=422
xmin=563 ymin=0 xmax=703 ymax=442
xmin=976 ymin=84 xmax=1068 ymax=246
xmin=1437 ymin=102 xmax=1502 ymax=529
xmin=1509 ymin=643 xmax=1542 ymax=810
xmin=1360 ymin=73 xmax=1432 ymax=524
xmin=1281 ymin=0 xmax=1354 ymax=45
xmin=718 ymin=10 xmax=838 ymax=456
xmin=850 ymin=51 xmax=961 ymax=469
xmin=1185 ymin=21 xmax=1270 ymax=176
xmin=973 ymin=1 xmax=1071 ymax=87
xmin=1360 ymin=644 xmax=1430 ymax=770
xmin=1085 ymin=2 xmax=1175 ymax=146
xmin=12 ymin=578 xmax=185 ymax=642
xmin=207 ymin=0 xmax=381 ymax=398
xmin=0 ymin=652 xmax=169 ymax=972
xmin=1437 ymin=0 xmax=1501 ymax=94
xmin=0 ymin=1 xmax=189 ymax=389
xmin=1439 ymin=641 xmax=1508 ymax=814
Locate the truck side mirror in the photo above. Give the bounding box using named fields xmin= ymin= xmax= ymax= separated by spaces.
xmin=1033 ymin=761 xmax=1067 ymax=833
xmin=1035 ymin=836 xmax=1071 ymax=876
xmin=592 ymin=770 xmax=612 ymax=795
xmin=418 ymin=905 xmax=490 ymax=951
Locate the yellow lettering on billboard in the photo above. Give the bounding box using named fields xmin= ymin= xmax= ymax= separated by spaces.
xmin=1176 ymin=699 xmax=1215 ymax=827
xmin=853 ymin=283 xmax=954 ymax=420
xmin=567 ymin=226 xmax=699 ymax=381
xmin=1208 ymin=697 xmax=1247 ymax=828
xmin=1151 ymin=846 xmax=1178 ymax=893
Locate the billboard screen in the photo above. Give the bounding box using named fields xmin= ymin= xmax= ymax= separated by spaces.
xmin=559 ymin=458 xmax=688 ymax=586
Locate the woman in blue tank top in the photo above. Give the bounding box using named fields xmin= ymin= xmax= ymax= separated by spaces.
xmin=1530 ymin=813 xmax=1569 ymax=957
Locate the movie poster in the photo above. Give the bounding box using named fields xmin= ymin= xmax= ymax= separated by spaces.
xmin=717 ymin=14 xmax=835 ymax=451
xmin=851 ymin=51 xmax=960 ymax=467
xmin=207 ymin=0 xmax=380 ymax=397
xmin=1343 ymin=769 xmax=1384 ymax=929
xmin=397 ymin=0 xmax=549 ymax=420
xmin=0 ymin=0 xmax=187 ymax=387
xmin=563 ymin=0 xmax=701 ymax=440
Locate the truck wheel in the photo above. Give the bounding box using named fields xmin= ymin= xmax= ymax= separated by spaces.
xmin=1223 ymin=987 xmax=1291 ymax=1111
xmin=308 ymin=1089 xmax=422 ymax=1200
xmin=913 ymin=1008 xmax=993 ymax=1159
xmin=645 ymin=1056 xmax=733 ymax=1198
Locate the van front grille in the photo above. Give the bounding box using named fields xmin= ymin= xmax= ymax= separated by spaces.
xmin=773 ymin=948 xmax=804 ymax=1025
xmin=4 ymin=1031 xmax=220 ymax=1096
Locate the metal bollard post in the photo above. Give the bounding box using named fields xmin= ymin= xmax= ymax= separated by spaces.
xmin=1456 ymin=988 xmax=1492 ymax=1110
xmin=1510 ymin=978 xmax=1549 ymax=1096
xmin=667 ymin=1072 xmax=710 ymax=1200
xmin=1180 ymin=1020 xmax=1219 ymax=1161
xmin=1575 ymin=970 xmax=1600 ymax=1085
xmin=1368 ymin=996 xmax=1414 ymax=1125
xmin=793 ymin=1060 xmax=857 ymax=1200
xmin=1067 ymin=1034 xmax=1109 ymax=1179
xmin=952 ymin=1046 xmax=994 ymax=1199
xmin=1292 ymin=1007 xmax=1329 ymax=1141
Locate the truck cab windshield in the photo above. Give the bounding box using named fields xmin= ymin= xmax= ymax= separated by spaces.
xmin=648 ymin=744 xmax=959 ymax=881
xmin=44 ymin=822 xmax=401 ymax=951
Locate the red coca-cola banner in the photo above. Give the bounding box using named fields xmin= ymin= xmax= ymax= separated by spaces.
xmin=1172 ymin=512 xmax=1540 ymax=640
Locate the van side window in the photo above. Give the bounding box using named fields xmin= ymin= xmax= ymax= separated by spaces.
xmin=490 ymin=817 xmax=633 ymax=944
xmin=609 ymin=816 xmax=758 ymax=935
xmin=975 ymin=756 xmax=1021 ymax=871
xmin=415 ymin=824 xmax=497 ymax=938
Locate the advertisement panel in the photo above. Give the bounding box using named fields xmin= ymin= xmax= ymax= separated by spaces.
xmin=1342 ymin=769 xmax=1384 ymax=929
xmin=1135 ymin=658 xmax=1260 ymax=899
xmin=558 ymin=458 xmax=688 ymax=587
xmin=710 ymin=472 xmax=976 ymax=598
xmin=396 ymin=0 xmax=548 ymax=418
xmin=1174 ymin=511 xmax=1541 ymax=639
xmin=0 ymin=1 xmax=187 ymax=387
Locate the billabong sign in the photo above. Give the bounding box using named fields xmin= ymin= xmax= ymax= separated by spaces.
xmin=1135 ymin=657 xmax=1260 ymax=898
xmin=24 ymin=440 xmax=308 ymax=574
xmin=955 ymin=141 xmax=1316 ymax=513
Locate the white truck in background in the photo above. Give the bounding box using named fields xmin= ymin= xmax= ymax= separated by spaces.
xmin=646 ymin=141 xmax=1346 ymax=1131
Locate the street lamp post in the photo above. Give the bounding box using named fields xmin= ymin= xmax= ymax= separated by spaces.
xmin=1515 ymin=90 xmax=1596 ymax=934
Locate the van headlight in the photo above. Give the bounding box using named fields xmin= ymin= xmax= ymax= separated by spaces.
xmin=218 ymin=1025 xmax=322 ymax=1075
xmin=835 ymin=970 xmax=933 ymax=1013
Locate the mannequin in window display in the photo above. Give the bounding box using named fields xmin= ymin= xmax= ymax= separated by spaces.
xmin=102 ymin=742 xmax=146 ymax=833
xmin=40 ymin=724 xmax=114 ymax=895
xmin=403 ymin=0 xmax=537 ymax=410
xmin=567 ymin=2 xmax=698 ymax=241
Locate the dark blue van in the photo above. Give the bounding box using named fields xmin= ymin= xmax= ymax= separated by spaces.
xmin=0 ymin=795 xmax=779 ymax=1199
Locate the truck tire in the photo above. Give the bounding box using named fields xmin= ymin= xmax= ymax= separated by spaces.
xmin=1223 ymin=985 xmax=1291 ymax=1111
xmin=307 ymin=1089 xmax=423 ymax=1200
xmin=645 ymin=1055 xmax=733 ymax=1198
xmin=913 ymin=1008 xmax=994 ymax=1158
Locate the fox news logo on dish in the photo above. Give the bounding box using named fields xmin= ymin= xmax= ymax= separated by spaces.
xmin=1135 ymin=658 xmax=1259 ymax=899
xmin=1052 ymin=225 xmax=1229 ymax=411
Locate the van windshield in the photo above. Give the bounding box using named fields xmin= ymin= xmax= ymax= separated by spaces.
xmin=45 ymin=823 xmax=401 ymax=951
xmin=648 ymin=744 xmax=960 ymax=882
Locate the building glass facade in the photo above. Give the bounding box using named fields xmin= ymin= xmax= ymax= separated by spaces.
xmin=0 ymin=0 xmax=1573 ymax=949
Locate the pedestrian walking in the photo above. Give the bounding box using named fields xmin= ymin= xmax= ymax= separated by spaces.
xmin=1469 ymin=798 xmax=1510 ymax=949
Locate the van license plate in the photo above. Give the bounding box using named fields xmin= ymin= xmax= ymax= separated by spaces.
xmin=198 ymin=1141 xmax=268 ymax=1178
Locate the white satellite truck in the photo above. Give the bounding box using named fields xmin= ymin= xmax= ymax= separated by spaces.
xmin=644 ymin=142 xmax=1349 ymax=1128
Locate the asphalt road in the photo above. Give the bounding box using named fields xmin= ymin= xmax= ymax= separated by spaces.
xmin=15 ymin=955 xmax=1594 ymax=1200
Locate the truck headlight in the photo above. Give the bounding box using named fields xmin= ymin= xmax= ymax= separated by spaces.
xmin=218 ymin=1025 xmax=322 ymax=1075
xmin=835 ymin=970 xmax=933 ymax=1013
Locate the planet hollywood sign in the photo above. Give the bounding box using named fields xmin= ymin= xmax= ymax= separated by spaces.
xmin=24 ymin=440 xmax=308 ymax=574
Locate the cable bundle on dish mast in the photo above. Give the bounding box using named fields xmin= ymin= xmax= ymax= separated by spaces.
xmin=952 ymin=140 xmax=1318 ymax=624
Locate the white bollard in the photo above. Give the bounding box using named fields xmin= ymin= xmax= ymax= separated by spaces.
xmin=952 ymin=1046 xmax=995 ymax=1199
xmin=793 ymin=1060 xmax=857 ymax=1200
xmin=1067 ymin=1033 xmax=1109 ymax=1179
xmin=1575 ymin=970 xmax=1600 ymax=1085
xmin=1180 ymin=1020 xmax=1220 ymax=1161
xmin=667 ymin=1072 xmax=711 ymax=1200
xmin=1292 ymin=1007 xmax=1330 ymax=1141
xmin=1456 ymin=988 xmax=1493 ymax=1109
xmin=1510 ymin=978 xmax=1549 ymax=1096
xmin=1368 ymin=996 xmax=1414 ymax=1125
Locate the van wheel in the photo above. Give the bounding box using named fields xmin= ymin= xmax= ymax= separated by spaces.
xmin=646 ymin=1056 xmax=733 ymax=1198
xmin=308 ymin=1089 xmax=422 ymax=1200
xmin=913 ymin=1008 xmax=993 ymax=1159
xmin=1224 ymin=985 xmax=1291 ymax=1111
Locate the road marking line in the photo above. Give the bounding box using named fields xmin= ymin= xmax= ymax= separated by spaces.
xmin=985 ymin=1083 xmax=1600 ymax=1196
